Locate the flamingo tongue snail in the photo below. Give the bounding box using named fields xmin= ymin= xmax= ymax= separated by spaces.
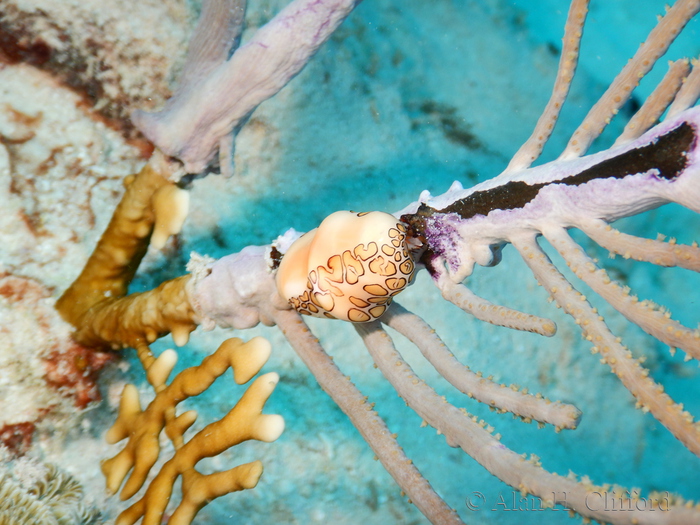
xmin=275 ymin=211 xmax=416 ymax=322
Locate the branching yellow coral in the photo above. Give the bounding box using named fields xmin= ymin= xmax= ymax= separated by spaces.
xmin=50 ymin=102 xmax=283 ymax=525
xmin=102 ymin=337 xmax=284 ymax=525
xmin=56 ymin=151 xmax=195 ymax=351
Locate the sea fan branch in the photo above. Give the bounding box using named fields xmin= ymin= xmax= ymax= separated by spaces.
xmin=382 ymin=303 xmax=581 ymax=430
xmin=668 ymin=57 xmax=700 ymax=118
xmin=545 ymin=227 xmax=700 ymax=360
xmin=580 ymin=219 xmax=700 ymax=272
xmin=272 ymin=308 xmax=463 ymax=525
xmin=561 ymin=0 xmax=700 ymax=158
xmin=438 ymin=276 xmax=557 ymax=337
xmin=504 ymin=0 xmax=589 ymax=172
xmin=512 ymin=233 xmax=700 ymax=456
xmin=614 ymin=58 xmax=690 ymax=145
xmin=132 ymin=0 xmax=361 ymax=175
xmin=355 ymin=320 xmax=700 ymax=525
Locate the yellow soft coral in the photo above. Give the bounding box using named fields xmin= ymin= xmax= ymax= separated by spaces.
xmin=56 ymin=151 xmax=196 ymax=351
xmin=102 ymin=337 xmax=284 ymax=525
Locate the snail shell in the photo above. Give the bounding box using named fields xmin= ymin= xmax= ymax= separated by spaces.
xmin=275 ymin=211 xmax=415 ymax=322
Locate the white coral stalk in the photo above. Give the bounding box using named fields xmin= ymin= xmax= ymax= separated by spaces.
xmin=132 ymin=0 xmax=360 ymax=176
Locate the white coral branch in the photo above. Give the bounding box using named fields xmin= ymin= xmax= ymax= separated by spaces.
xmin=132 ymin=0 xmax=360 ymax=176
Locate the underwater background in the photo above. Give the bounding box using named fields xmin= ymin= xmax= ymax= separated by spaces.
xmin=1 ymin=0 xmax=699 ymax=524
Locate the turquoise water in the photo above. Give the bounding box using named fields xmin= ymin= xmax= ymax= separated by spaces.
xmin=109 ymin=1 xmax=700 ymax=523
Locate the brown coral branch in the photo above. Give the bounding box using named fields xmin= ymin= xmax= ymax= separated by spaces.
xmin=56 ymin=151 xmax=193 ymax=350
xmin=118 ymin=373 xmax=282 ymax=525
xmin=70 ymin=275 xmax=197 ymax=351
xmin=56 ymin=152 xmax=173 ymax=322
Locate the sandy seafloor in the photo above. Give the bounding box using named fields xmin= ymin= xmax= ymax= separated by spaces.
xmin=1 ymin=0 xmax=699 ymax=524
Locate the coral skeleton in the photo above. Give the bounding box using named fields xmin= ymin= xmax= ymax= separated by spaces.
xmin=1 ymin=0 xmax=699 ymax=523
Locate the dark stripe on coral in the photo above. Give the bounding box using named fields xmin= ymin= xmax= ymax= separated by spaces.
xmin=407 ymin=122 xmax=695 ymax=229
